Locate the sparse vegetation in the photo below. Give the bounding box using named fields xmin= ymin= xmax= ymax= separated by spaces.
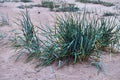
xmin=103 ymin=12 xmax=117 ymax=16
xmin=95 ymin=17 xmax=120 ymax=51
xmin=17 ymin=4 xmax=43 ymax=9
xmin=21 ymin=0 xmax=32 ymax=2
xmin=41 ymin=0 xmax=79 ymax=12
xmin=0 ymin=31 xmax=5 ymax=40
xmin=0 ymin=15 xmax=9 ymax=26
xmin=0 ymin=0 xmax=32 ymax=2
xmin=54 ymin=3 xmax=79 ymax=12
xmin=76 ymin=0 xmax=114 ymax=7
xmin=41 ymin=0 xmax=56 ymax=10
xmin=17 ymin=5 xmax=33 ymax=9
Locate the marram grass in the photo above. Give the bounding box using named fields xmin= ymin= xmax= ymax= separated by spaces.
xmin=14 ymin=10 xmax=120 ymax=68
xmin=13 ymin=9 xmax=41 ymax=62
xmin=38 ymin=12 xmax=120 ymax=67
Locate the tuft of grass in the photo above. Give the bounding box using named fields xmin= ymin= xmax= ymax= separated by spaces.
xmin=0 ymin=0 xmax=32 ymax=2
xmin=40 ymin=13 xmax=97 ymax=66
xmin=13 ymin=9 xmax=120 ymax=68
xmin=17 ymin=4 xmax=42 ymax=9
xmin=13 ymin=9 xmax=41 ymax=62
xmin=103 ymin=12 xmax=117 ymax=17
xmin=54 ymin=3 xmax=79 ymax=12
xmin=21 ymin=0 xmax=32 ymax=2
xmin=38 ymin=12 xmax=120 ymax=67
xmin=96 ymin=17 xmax=120 ymax=50
xmin=101 ymin=1 xmax=114 ymax=7
xmin=40 ymin=0 xmax=79 ymax=12
xmin=0 ymin=15 xmax=9 ymax=26
xmin=41 ymin=0 xmax=55 ymax=10
xmin=76 ymin=0 xmax=90 ymax=3
xmin=0 ymin=31 xmax=5 ymax=41
xmin=33 ymin=4 xmax=42 ymax=7
xmin=17 ymin=5 xmax=33 ymax=9
xmin=76 ymin=0 xmax=114 ymax=7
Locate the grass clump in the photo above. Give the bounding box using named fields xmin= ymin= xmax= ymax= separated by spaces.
xmin=76 ymin=0 xmax=91 ymax=3
xmin=0 ymin=31 xmax=5 ymax=40
xmin=41 ymin=0 xmax=56 ymax=10
xmin=17 ymin=5 xmax=33 ymax=9
xmin=96 ymin=18 xmax=120 ymax=51
xmin=76 ymin=0 xmax=114 ymax=7
xmin=14 ymin=9 xmax=120 ymax=68
xmin=103 ymin=12 xmax=117 ymax=17
xmin=38 ymin=12 xmax=120 ymax=66
xmin=21 ymin=0 xmax=32 ymax=2
xmin=17 ymin=4 xmax=42 ymax=9
xmin=55 ymin=3 xmax=79 ymax=12
xmin=40 ymin=15 xmax=98 ymax=66
xmin=0 ymin=15 xmax=9 ymax=26
xmin=41 ymin=0 xmax=79 ymax=12
xmin=0 ymin=0 xmax=32 ymax=2
xmin=13 ymin=9 xmax=41 ymax=62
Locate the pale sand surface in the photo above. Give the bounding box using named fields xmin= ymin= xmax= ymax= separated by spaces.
xmin=0 ymin=0 xmax=120 ymax=80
